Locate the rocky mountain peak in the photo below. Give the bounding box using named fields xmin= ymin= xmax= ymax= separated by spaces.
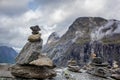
xmin=47 ymin=32 xmax=60 ymax=44
xmin=61 ymin=17 xmax=120 ymax=43
xmin=61 ymin=17 xmax=108 ymax=42
xmin=69 ymin=17 xmax=107 ymax=31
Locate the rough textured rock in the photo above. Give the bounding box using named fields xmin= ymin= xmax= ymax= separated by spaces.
xmin=92 ymin=57 xmax=103 ymax=64
xmin=30 ymin=25 xmax=41 ymax=34
xmin=30 ymin=55 xmax=53 ymax=67
xmin=67 ymin=59 xmax=80 ymax=72
xmin=10 ymin=65 xmax=56 ymax=79
xmin=16 ymin=41 xmax=42 ymax=65
xmin=28 ymin=33 xmax=41 ymax=42
xmin=111 ymin=68 xmax=120 ymax=80
xmin=68 ymin=65 xmax=80 ymax=72
xmin=111 ymin=74 xmax=120 ymax=80
xmin=0 ymin=67 xmax=111 ymax=80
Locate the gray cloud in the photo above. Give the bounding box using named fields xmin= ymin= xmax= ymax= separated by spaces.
xmin=0 ymin=0 xmax=30 ymax=16
xmin=0 ymin=0 xmax=120 ymax=51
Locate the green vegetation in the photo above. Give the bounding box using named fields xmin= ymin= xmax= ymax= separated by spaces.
xmin=102 ymin=38 xmax=120 ymax=44
xmin=75 ymin=37 xmax=90 ymax=45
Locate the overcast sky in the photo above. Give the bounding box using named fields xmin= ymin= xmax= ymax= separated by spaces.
xmin=0 ymin=0 xmax=120 ymax=51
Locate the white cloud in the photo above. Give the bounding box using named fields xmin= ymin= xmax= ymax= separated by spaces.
xmin=1 ymin=0 xmax=120 ymax=51
xmin=84 ymin=0 xmax=106 ymax=13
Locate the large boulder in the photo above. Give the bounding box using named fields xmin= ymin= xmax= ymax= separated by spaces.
xmin=30 ymin=55 xmax=53 ymax=67
xmin=16 ymin=41 xmax=42 ymax=65
xmin=10 ymin=65 xmax=56 ymax=79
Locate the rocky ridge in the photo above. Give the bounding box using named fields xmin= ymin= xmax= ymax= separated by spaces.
xmin=43 ymin=17 xmax=120 ymax=67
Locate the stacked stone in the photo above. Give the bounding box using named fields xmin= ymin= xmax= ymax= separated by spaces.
xmin=10 ymin=25 xmax=56 ymax=79
xmin=28 ymin=25 xmax=41 ymax=42
xmin=87 ymin=57 xmax=112 ymax=78
xmin=67 ymin=59 xmax=80 ymax=72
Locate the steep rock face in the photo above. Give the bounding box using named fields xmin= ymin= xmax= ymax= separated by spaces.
xmin=43 ymin=17 xmax=120 ymax=67
xmin=0 ymin=46 xmax=18 ymax=63
xmin=11 ymin=65 xmax=56 ymax=79
xmin=42 ymin=32 xmax=60 ymax=54
xmin=16 ymin=41 xmax=43 ymax=65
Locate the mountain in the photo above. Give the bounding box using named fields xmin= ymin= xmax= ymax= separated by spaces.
xmin=0 ymin=46 xmax=18 ymax=63
xmin=42 ymin=17 xmax=120 ymax=67
xmin=47 ymin=32 xmax=60 ymax=45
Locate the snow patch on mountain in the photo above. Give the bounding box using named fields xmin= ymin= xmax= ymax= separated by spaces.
xmin=72 ymin=31 xmax=83 ymax=43
xmin=91 ymin=20 xmax=120 ymax=41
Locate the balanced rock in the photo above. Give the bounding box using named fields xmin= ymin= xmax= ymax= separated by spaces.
xmin=30 ymin=54 xmax=53 ymax=67
xmin=11 ymin=65 xmax=56 ymax=79
xmin=30 ymin=25 xmax=41 ymax=34
xmin=16 ymin=41 xmax=43 ymax=65
xmin=28 ymin=33 xmax=41 ymax=42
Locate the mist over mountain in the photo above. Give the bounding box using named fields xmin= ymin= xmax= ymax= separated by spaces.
xmin=43 ymin=17 xmax=120 ymax=67
xmin=0 ymin=46 xmax=18 ymax=63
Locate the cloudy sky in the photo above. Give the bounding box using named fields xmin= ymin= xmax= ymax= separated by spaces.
xmin=0 ymin=0 xmax=120 ymax=51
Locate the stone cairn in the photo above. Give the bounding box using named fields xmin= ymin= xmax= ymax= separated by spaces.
xmin=10 ymin=25 xmax=56 ymax=79
xmin=87 ymin=57 xmax=112 ymax=78
xmin=67 ymin=59 xmax=80 ymax=72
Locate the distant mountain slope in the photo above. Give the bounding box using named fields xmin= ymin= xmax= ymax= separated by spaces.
xmin=47 ymin=32 xmax=60 ymax=45
xmin=43 ymin=17 xmax=120 ymax=67
xmin=0 ymin=46 xmax=18 ymax=63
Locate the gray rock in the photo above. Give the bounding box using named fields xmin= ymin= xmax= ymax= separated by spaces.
xmin=92 ymin=57 xmax=103 ymax=64
xmin=10 ymin=65 xmax=56 ymax=79
xmin=87 ymin=57 xmax=112 ymax=78
xmin=30 ymin=54 xmax=53 ymax=67
xmin=30 ymin=25 xmax=41 ymax=32
xmin=28 ymin=33 xmax=41 ymax=42
xmin=111 ymin=74 xmax=120 ymax=80
xmin=30 ymin=25 xmax=41 ymax=34
xmin=68 ymin=65 xmax=81 ymax=72
xmin=87 ymin=67 xmax=111 ymax=78
xmin=16 ymin=41 xmax=43 ymax=65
